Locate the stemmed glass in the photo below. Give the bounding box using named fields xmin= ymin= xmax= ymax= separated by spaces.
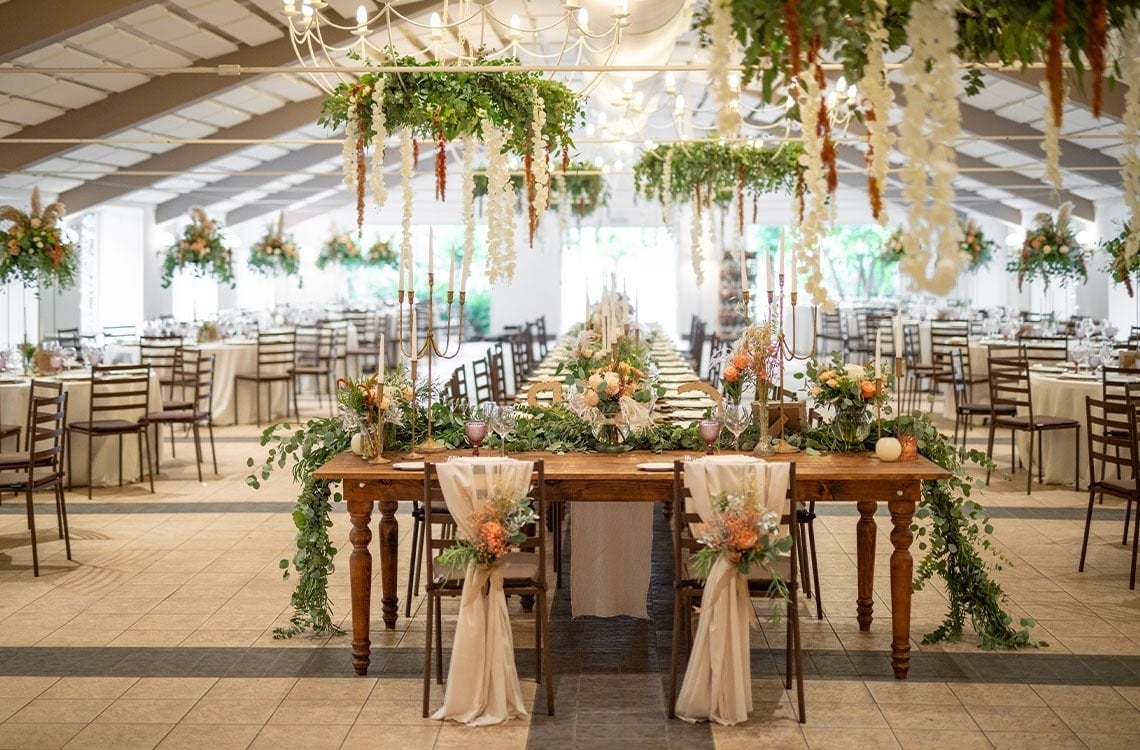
xmin=698 ymin=417 xmax=723 ymax=455
xmin=722 ymin=402 xmax=751 ymax=451
xmin=464 ymin=402 xmax=489 ymax=457
xmin=488 ymin=404 xmax=517 ymax=456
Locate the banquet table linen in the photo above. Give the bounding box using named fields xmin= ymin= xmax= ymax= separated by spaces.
xmin=431 ymin=458 xmax=534 ymax=726
xmin=1015 ymin=372 xmax=1101 ymax=486
xmin=570 ymin=502 xmax=653 ymax=618
xmin=674 ymin=457 xmax=791 ymax=726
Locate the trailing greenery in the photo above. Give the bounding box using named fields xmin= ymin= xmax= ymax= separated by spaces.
xmin=633 ymin=141 xmax=803 ymax=208
xmin=556 ymin=162 xmax=607 ymax=219
xmin=790 ymin=411 xmax=1043 ymax=650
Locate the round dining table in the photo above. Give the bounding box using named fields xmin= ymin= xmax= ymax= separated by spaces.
xmin=0 ymin=370 xmax=163 ymax=488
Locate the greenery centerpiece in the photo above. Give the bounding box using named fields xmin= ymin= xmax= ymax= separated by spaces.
xmin=160 ymin=207 xmax=235 ymax=288
xmin=0 ymin=187 xmax=79 ymax=289
xmin=796 ymin=352 xmax=889 ymax=450
xmin=1102 ymin=224 xmax=1139 ymax=297
xmin=316 ymin=227 xmax=362 ymax=270
xmin=960 ymin=219 xmax=996 ymax=271
xmin=365 ymin=237 xmax=397 ymax=268
xmin=336 ymin=374 xmax=400 ymax=462
xmin=248 ymin=212 xmax=300 ymax=278
xmin=880 ymin=229 xmax=905 ymax=265
xmin=555 ymin=161 xmax=607 ymax=220
xmin=1006 ymin=203 xmax=1087 ymax=292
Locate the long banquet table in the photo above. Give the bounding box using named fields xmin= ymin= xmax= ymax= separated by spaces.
xmin=312 ymin=449 xmax=951 ymax=680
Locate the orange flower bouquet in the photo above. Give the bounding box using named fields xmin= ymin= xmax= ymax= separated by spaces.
xmin=690 ymin=486 xmax=793 ymax=591
xmin=437 ymin=483 xmax=536 ymax=571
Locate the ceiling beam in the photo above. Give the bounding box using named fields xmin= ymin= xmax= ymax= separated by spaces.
xmin=890 ymin=82 xmax=1120 ymax=189
xmin=0 ymin=0 xmax=154 ymax=62
xmin=57 ymin=97 xmax=324 ymax=213
xmin=984 ymin=68 xmax=1125 ymax=122
xmin=154 ymin=143 xmax=341 ymax=223
xmin=224 ymin=176 xmax=343 ymax=227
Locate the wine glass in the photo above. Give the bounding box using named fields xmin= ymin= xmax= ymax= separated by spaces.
xmin=722 ymin=403 xmax=751 ymax=451
xmin=61 ymin=346 xmax=77 ymax=371
xmin=488 ymin=404 xmax=517 ymax=456
xmin=698 ymin=417 xmax=723 ymax=455
xmin=465 ymin=418 xmax=488 ymax=456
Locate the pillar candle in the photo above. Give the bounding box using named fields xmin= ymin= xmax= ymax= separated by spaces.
xmin=378 ymin=333 xmax=385 ymax=382
xmin=778 ymin=233 xmax=785 ymax=279
xmin=790 ymin=244 xmax=798 ymax=293
xmin=875 ymin=330 xmax=881 ymax=381
xmin=428 ymin=227 xmax=434 ymax=278
xmin=739 ymin=243 xmax=747 ymax=291
xmin=447 ymin=239 xmax=456 ymax=292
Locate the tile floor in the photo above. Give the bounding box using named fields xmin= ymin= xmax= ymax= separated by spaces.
xmin=2 ymin=398 xmax=1140 ymax=749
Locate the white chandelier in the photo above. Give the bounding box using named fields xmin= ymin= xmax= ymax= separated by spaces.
xmin=282 ymin=1 xmax=629 ymax=94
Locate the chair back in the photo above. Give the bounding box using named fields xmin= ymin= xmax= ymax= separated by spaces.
xmin=706 ymin=338 xmax=732 ymax=386
xmin=1086 ymin=396 xmax=1136 ymax=484
xmin=1018 ymin=335 xmax=1069 ymax=363
xmin=930 ymin=319 xmax=968 ymax=374
xmin=949 ymin=349 xmax=969 ymax=411
xmin=182 ymin=350 xmax=216 ymax=414
xmin=448 ymin=364 xmax=469 ymax=404
xmin=510 ymin=331 xmax=531 ymax=387
xmin=488 ymin=344 xmax=509 ymax=403
xmin=89 ymin=364 xmax=151 ymax=423
xmin=816 ymin=310 xmax=844 ymax=358
xmin=256 ymin=330 xmax=296 ymax=375
xmin=103 ymin=324 xmax=137 ymax=342
xmin=534 ymin=316 xmax=549 ymax=359
xmin=690 ymin=321 xmax=707 ymax=373
xmin=139 ymin=337 xmax=183 ymax=394
xmin=471 ymin=355 xmax=494 ymax=404
xmin=987 ymin=356 xmax=1032 ymax=419
xmin=24 ymin=380 xmax=64 ymax=451
xmin=22 ymin=390 xmax=68 ymax=478
xmin=1102 ymin=365 xmax=1140 ymax=406
xmin=56 ymin=328 xmax=81 ymax=349
xmin=901 ymin=323 xmax=922 ymax=366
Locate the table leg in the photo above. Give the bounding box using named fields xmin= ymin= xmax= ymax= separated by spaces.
xmin=856 ymin=500 xmax=877 ymax=631
xmin=347 ymin=499 xmax=373 ymax=676
xmin=378 ymin=499 xmax=400 ymax=630
xmin=888 ymin=497 xmax=916 ymax=679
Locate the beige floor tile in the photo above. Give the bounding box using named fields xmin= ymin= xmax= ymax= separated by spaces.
xmin=0 ymin=722 xmax=86 ymax=749
xmin=155 ymin=723 xmax=261 ymax=750
xmin=266 ymin=699 xmax=365 ymax=725
xmin=340 ymin=724 xmax=438 ymax=749
xmin=891 ymin=729 xmax=993 ymax=750
xmin=878 ymin=703 xmax=979 ymax=732
xmin=286 ymin=677 xmax=377 ymax=702
xmin=121 ymin=678 xmax=217 ymax=701
xmin=985 ymin=730 xmax=1086 ymax=749
xmin=180 ymin=699 xmax=281 ymax=725
xmin=94 ymin=699 xmax=199 ymax=725
xmin=1052 ymin=703 xmax=1140 ymax=735
xmin=865 ymin=681 xmax=961 ymax=706
xmin=248 ymin=723 xmax=350 ymax=750
xmin=38 ymin=677 xmax=139 ymax=701
xmin=63 ymin=723 xmax=174 ymax=750
xmin=8 ymin=697 xmax=115 ymax=724
xmin=434 ymin=724 xmax=531 ymax=749
xmin=802 ymin=727 xmax=901 ymax=749
xmin=794 ymin=701 xmax=888 ymax=728
xmin=966 ymin=705 xmax=1068 ymax=733
xmin=201 ymin=678 xmax=297 ymax=702
xmin=0 ymin=677 xmax=58 ymax=700
xmin=355 ymin=699 xmax=440 ymax=726
xmin=947 ymin=683 xmax=1046 ymax=707
xmin=711 ymin=724 xmax=808 ymax=749
xmin=1032 ymin=684 xmax=1133 ymax=709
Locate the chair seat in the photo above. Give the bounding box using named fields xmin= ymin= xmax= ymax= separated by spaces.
xmin=0 ymin=451 xmax=52 ymax=468
xmin=70 ymin=419 xmax=146 ymax=434
xmin=290 ymin=365 xmax=333 ymax=376
xmin=431 ymin=551 xmax=539 ymax=585
xmin=994 ymin=414 xmax=1080 ymax=430
xmin=1093 ymin=478 xmax=1138 ymax=496
xmin=143 ymin=409 xmax=210 ymax=424
xmin=959 ymin=403 xmax=1016 ymax=415
xmin=162 ymin=399 xmax=193 ymax=411
xmin=0 ymin=424 xmax=19 ymax=438
xmin=680 ymin=552 xmax=792 ymax=587
xmin=0 ymin=467 xmax=62 ymax=490
xmin=235 ymin=372 xmax=291 ymax=381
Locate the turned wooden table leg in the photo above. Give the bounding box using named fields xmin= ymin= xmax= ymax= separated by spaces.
xmin=888 ymin=497 xmax=916 ymax=679
xmin=347 ymin=498 xmax=373 ymax=676
xmin=856 ymin=500 xmax=878 ymax=632
xmin=378 ymin=498 xmax=400 ymax=630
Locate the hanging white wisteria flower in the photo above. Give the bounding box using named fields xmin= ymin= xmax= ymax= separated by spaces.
xmin=399 ymin=127 xmax=415 ymax=285
xmin=368 ymin=77 xmax=388 ymax=207
xmin=796 ymin=57 xmax=835 ymax=311
xmin=860 ymin=0 xmax=894 ymax=226
xmin=897 ymin=0 xmax=964 ymax=296
xmin=708 ymin=0 xmax=742 ymax=138
xmin=690 ymin=204 xmax=705 ymax=286
xmin=1121 ymin=12 xmax=1140 ymax=262
xmin=342 ymin=115 xmax=358 ymax=192
xmin=662 ymin=147 xmax=675 ymax=234
xmin=462 ymin=134 xmax=477 ymax=283
xmin=528 ymin=86 xmax=550 ymax=247
xmin=482 ymin=117 xmax=517 ymax=284
xmin=1040 ymin=77 xmax=1066 ymax=194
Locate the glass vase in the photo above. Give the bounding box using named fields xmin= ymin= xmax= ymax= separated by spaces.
xmin=592 ymin=413 xmax=631 ymax=452
xmin=359 ymin=418 xmax=389 ymax=464
xmin=752 ymin=388 xmax=774 ymax=456
xmin=831 ymin=404 xmax=871 ymax=450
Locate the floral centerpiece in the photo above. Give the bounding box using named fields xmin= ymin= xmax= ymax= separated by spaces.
xmin=796 ymin=352 xmax=889 ymax=450
xmin=880 ymin=229 xmax=904 ymax=265
xmin=437 ymin=483 xmax=537 ymax=572
xmin=248 ymin=213 xmax=300 ymax=278
xmin=1102 ymin=224 xmax=1139 ymax=297
xmin=366 ymin=237 xmax=397 ymax=267
xmin=316 ymin=229 xmax=361 ymax=270
xmin=960 ymin=219 xmax=996 ymax=271
xmin=0 ymin=187 xmax=79 ymax=289
xmin=336 ymin=374 xmax=399 ymax=462
xmin=1007 ymin=203 xmax=1087 ymax=291
xmin=555 ymin=162 xmax=607 ymax=219
xmin=161 ymin=207 xmax=234 ymax=288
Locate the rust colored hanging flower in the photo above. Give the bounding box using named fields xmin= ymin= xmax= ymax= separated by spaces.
xmin=435 ymin=129 xmax=447 ymax=201
xmin=783 ymin=0 xmax=801 ymax=83
xmin=865 ymin=109 xmax=884 ymax=221
xmin=525 ymin=150 xmax=538 ymax=247
xmin=1087 ymin=0 xmax=1107 ymax=118
xmin=412 ymin=137 xmax=419 ymax=165
xmin=810 ymin=39 xmax=837 ymax=194
xmin=1046 ymin=0 xmax=1066 ymax=128
xmin=736 ymin=167 xmax=745 ymax=236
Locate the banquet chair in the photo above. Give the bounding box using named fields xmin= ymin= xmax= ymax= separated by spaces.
xmin=102 ymin=324 xmax=137 ymax=343
xmin=688 ymin=321 xmax=707 ymax=374
xmin=1018 ymin=335 xmax=1069 ymax=363
xmin=345 ymin=310 xmax=381 ymax=374
xmin=234 ymin=330 xmax=297 ymax=427
xmin=291 ymin=326 xmax=339 ymax=415
xmin=950 ymin=350 xmax=1015 ymax=451
xmin=488 ymin=344 xmax=512 ymax=403
xmin=1080 ymin=396 xmax=1140 ymax=589
xmin=139 ymin=336 xmax=190 ymax=411
xmin=142 ymin=351 xmax=217 ymax=482
xmin=533 ymin=316 xmax=550 ymax=360
xmin=55 ymin=327 xmax=81 ymax=349
xmin=447 ymin=365 xmax=469 ymax=405
xmin=815 ymin=310 xmax=844 ymax=359
xmin=67 ymin=365 xmax=154 ymax=499
xmin=929 ymin=319 xmax=969 ymax=388
xmin=901 ymin=323 xmax=939 ymax=413
xmin=509 ymin=332 xmax=532 ymax=390
xmin=470 ymin=354 xmax=494 ymax=404
xmin=669 ymin=459 xmax=804 ymax=723
xmin=0 ymin=390 xmax=70 ymax=576
xmin=421 ymin=460 xmax=553 ymax=717
xmin=985 ymin=356 xmax=1080 ymax=494
xmin=0 ymin=380 xmax=63 ymax=505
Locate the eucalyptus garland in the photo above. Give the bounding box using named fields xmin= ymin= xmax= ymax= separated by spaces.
xmin=251 ymin=390 xmax=1037 ymax=651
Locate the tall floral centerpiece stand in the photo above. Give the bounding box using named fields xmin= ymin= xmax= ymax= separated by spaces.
xmin=396 ymin=231 xmax=465 ymax=456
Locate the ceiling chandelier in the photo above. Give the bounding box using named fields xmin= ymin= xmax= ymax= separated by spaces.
xmin=282 ymin=1 xmax=630 ymax=95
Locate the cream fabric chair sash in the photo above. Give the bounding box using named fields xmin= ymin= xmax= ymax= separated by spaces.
xmin=431 ymin=458 xmax=535 ymax=726
xmin=674 ymin=456 xmax=791 ymax=726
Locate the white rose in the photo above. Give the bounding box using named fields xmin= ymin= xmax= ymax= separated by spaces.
xmin=843 ymin=363 xmax=866 ymax=381
xmin=1059 ymin=245 xmax=1069 ymax=254
xmin=1043 ymin=245 xmax=1052 ymax=254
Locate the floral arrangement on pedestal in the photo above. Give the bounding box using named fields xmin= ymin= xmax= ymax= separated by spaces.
xmin=720 ymin=320 xmax=781 ymax=403
xmin=1102 ymin=224 xmax=1139 ymax=296
xmin=248 ymin=212 xmax=300 ymax=278
xmin=0 ymin=187 xmax=79 ymax=289
xmin=336 ymin=374 xmax=400 ymax=462
xmin=1006 ymin=203 xmax=1087 ymax=291
xmin=160 ymin=207 xmax=234 ymax=288
xmin=880 ymin=229 xmax=905 ymax=265
xmin=318 ymin=53 xmax=584 ymax=284
xmin=795 ymin=352 xmax=889 ymax=450
xmin=365 ymin=238 xmax=398 ymax=268
xmin=960 ymin=219 xmax=996 ymax=271
xmin=315 ymin=228 xmax=361 ymax=270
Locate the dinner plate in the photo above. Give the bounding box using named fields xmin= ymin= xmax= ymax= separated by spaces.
xmin=392 ymin=461 xmax=425 ymax=471
xmin=1056 ymin=372 xmax=1098 ymax=380
xmin=636 ymin=461 xmax=674 ymax=472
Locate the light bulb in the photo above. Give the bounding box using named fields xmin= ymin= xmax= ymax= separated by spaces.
xmin=577 ymin=8 xmax=589 ymax=32
xmin=430 ymin=12 xmax=442 ymax=39
xmin=665 ymin=72 xmax=676 ymax=94
xmin=301 ymin=1 xmax=313 ymax=19
xmin=632 ymin=91 xmax=644 ymax=110
xmin=623 ymin=79 xmax=633 ymax=98
xmin=283 ymin=1 xmax=296 ymax=13
xmin=509 ymin=13 xmax=522 ymax=39
xmin=614 ymin=160 xmax=623 ymax=172
xmin=355 ymin=5 xmax=367 ymax=24
xmin=614 ymin=0 xmax=629 ymax=15
xmin=593 ymin=156 xmax=604 ymax=168
xmin=836 ymin=75 xmax=847 ymax=92
xmin=674 ymin=95 xmax=685 ymax=116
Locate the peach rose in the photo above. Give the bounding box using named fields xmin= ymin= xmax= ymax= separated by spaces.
xmin=723 ymin=365 xmax=740 ymax=383
xmin=732 ymin=354 xmax=750 ymax=370
xmin=826 ymin=378 xmax=839 ymax=388
xmin=860 ymin=380 xmax=877 ymax=398
xmin=583 ymin=389 xmax=599 ymax=407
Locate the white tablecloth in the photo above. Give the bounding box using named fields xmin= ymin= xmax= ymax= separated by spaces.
xmin=1010 ymin=372 xmax=1099 ymax=486
xmin=0 ymin=372 xmax=162 ymax=487
xmin=570 ymin=502 xmax=654 ymax=618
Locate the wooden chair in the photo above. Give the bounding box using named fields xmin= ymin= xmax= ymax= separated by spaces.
xmin=985 ymin=356 xmax=1080 ymax=494
xmin=929 ymin=319 xmax=969 ymax=389
xmin=488 ymin=344 xmax=512 ymax=403
xmin=1080 ymin=397 xmax=1140 ymax=589
xmin=815 ymin=310 xmax=844 ymax=359
xmin=421 ymin=460 xmax=553 ymax=717
xmin=55 ymin=327 xmax=81 ymax=349
xmin=0 ymin=389 xmax=70 ymax=576
xmin=669 ymin=459 xmax=804 ymax=722
xmin=949 ymin=349 xmax=1015 ymax=451
xmin=533 ymin=315 xmax=550 ymax=360
xmin=292 ymin=326 xmax=339 ymax=415
xmin=142 ymin=350 xmax=217 ymax=482
xmin=447 ymin=365 xmax=469 ymax=405
xmin=0 ymin=380 xmax=63 ymax=504
xmin=470 ymin=354 xmax=494 ymax=404
xmin=234 ymin=330 xmax=297 ymax=427
xmin=67 ymin=364 xmax=154 ymax=499
xmin=139 ymin=336 xmax=190 ymax=411
xmin=1018 ymin=335 xmax=1069 ymax=363
xmin=509 ymin=332 xmax=532 ymax=392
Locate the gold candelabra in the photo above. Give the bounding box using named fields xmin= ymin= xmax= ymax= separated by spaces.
xmin=396 ymin=271 xmax=465 ymax=457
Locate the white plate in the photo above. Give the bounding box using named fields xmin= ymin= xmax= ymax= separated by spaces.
xmin=392 ymin=461 xmax=425 ymax=471
xmin=636 ymin=461 xmax=674 ymax=472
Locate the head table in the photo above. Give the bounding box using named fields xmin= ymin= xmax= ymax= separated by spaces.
xmin=312 ymin=449 xmax=950 ymax=681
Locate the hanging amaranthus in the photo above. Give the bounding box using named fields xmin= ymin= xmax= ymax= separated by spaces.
xmin=662 ymin=147 xmax=674 ymax=232
xmin=434 ymin=120 xmax=447 ymax=201
xmin=1047 ymin=0 xmax=1066 ymax=130
xmin=1087 ymin=0 xmax=1108 ymax=118
xmin=736 ymin=167 xmax=746 ymax=237
xmin=810 ymin=41 xmax=838 ymax=194
xmin=860 ymin=0 xmax=894 ymax=225
xmin=368 ymin=78 xmax=387 ymax=207
xmin=782 ymin=0 xmax=801 ymax=83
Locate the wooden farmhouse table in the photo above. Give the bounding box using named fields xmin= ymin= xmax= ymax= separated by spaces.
xmin=313 ymin=449 xmax=951 ymax=680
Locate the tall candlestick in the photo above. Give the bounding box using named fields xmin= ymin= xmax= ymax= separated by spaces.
xmin=411 ymin=305 xmax=418 ymax=356
xmin=428 ymin=227 xmax=434 ymax=278
xmin=790 ymin=244 xmax=798 ymax=293
xmin=895 ymin=311 xmax=903 ymax=354
xmin=447 ymin=241 xmax=456 ymax=292
xmin=739 ymin=243 xmax=747 ymax=291
xmin=778 ymin=233 xmax=785 ymax=278
xmin=378 ymin=333 xmax=386 ymax=382
xmin=875 ymin=330 xmax=881 ymax=381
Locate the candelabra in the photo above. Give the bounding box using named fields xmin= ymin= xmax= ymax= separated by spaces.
xmin=767 ymin=266 xmax=816 ymax=455
xmin=396 ymin=270 xmax=465 ymax=457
